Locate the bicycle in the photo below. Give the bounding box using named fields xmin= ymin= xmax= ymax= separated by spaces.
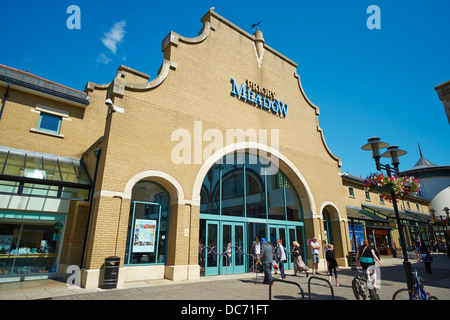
xmin=392 ymin=270 xmax=438 ymax=300
xmin=352 ymin=269 xmax=380 ymax=300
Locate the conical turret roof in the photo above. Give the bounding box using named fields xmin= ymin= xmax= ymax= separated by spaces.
xmin=413 ymin=144 xmax=437 ymax=169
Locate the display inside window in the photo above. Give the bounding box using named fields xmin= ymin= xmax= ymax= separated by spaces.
xmin=125 ymin=181 xmax=169 ymax=265
xmin=0 ymin=222 xmax=63 ymax=275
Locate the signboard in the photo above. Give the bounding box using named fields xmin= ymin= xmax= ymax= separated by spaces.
xmin=133 ymin=219 xmax=157 ymax=253
xmin=230 ymin=78 xmax=289 ymax=117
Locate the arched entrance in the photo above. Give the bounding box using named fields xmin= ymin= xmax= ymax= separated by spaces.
xmin=194 ymin=146 xmax=315 ymax=276
xmin=320 ymin=203 xmax=345 ymax=260
xmin=124 ymin=181 xmax=170 ymax=265
xmin=121 ymin=170 xmax=187 ymax=281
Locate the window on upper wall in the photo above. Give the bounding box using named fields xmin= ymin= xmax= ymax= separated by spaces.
xmin=365 ymin=191 xmax=370 ymax=201
xmin=379 ymin=195 xmax=384 ymax=204
xmin=348 ymin=187 xmax=354 ymax=198
xmin=30 ymin=105 xmax=68 ymax=138
xmin=37 ymin=112 xmax=62 ymax=134
xmin=416 ymin=204 xmax=420 ymax=211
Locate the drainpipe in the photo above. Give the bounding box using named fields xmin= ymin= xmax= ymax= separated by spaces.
xmin=0 ymin=82 xmax=11 ymax=120
xmin=80 ymin=148 xmax=102 ymax=269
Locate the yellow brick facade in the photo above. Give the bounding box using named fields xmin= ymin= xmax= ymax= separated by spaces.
xmin=0 ymin=9 xmax=432 ymax=288
xmin=78 ymin=9 xmax=350 ymax=287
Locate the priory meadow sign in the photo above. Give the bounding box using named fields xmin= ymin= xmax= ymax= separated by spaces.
xmin=230 ymin=78 xmax=289 ymax=117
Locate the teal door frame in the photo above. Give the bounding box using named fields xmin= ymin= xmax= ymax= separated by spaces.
xmin=127 ymin=201 xmax=164 ymax=265
xmin=201 ymin=214 xmax=304 ymax=276
xmin=204 ymin=219 xmax=246 ymax=276
xmin=267 ymin=224 xmax=296 ymax=270
xmin=220 ymin=221 xmax=246 ymax=275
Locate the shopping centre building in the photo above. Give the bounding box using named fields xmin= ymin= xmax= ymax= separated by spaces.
xmin=0 ymin=9 xmax=435 ymax=288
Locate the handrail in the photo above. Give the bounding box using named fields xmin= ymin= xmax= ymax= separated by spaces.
xmin=269 ymin=278 xmax=305 ymax=300
xmin=205 ymin=245 xmax=257 ymax=280
xmin=236 ymin=246 xmax=258 ymax=284
xmin=222 ymin=245 xmax=246 ymax=276
xmin=307 ymin=276 xmax=335 ymax=300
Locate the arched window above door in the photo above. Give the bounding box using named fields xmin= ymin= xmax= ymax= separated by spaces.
xmin=200 ymin=153 xmax=303 ymax=222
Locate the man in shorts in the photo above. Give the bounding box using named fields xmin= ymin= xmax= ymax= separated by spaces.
xmin=310 ymin=236 xmax=320 ymax=275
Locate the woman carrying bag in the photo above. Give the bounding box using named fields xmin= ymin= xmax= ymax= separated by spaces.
xmin=356 ymin=240 xmax=383 ymax=271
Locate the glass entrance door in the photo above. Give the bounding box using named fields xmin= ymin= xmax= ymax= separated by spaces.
xmin=204 ymin=220 xmax=246 ymax=276
xmin=204 ymin=221 xmax=219 ymax=276
xmin=268 ymin=225 xmax=296 ymax=270
xmin=221 ymin=222 xmax=245 ymax=274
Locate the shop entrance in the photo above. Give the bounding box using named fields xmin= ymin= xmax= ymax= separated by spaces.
xmin=198 ymin=151 xmax=307 ymax=276
xmin=268 ymin=224 xmax=298 ymax=270
xmin=202 ymin=220 xmax=246 ymax=276
xmin=200 ymin=219 xmax=305 ymax=276
xmin=367 ymin=227 xmax=392 ymax=256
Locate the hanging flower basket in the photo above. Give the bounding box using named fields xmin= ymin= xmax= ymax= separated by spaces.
xmin=431 ymin=218 xmax=441 ymax=226
xmin=364 ymin=173 xmax=421 ymax=201
xmin=432 ymin=217 xmax=449 ymax=226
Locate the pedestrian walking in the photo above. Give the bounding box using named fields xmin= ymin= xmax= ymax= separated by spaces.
xmin=258 ymin=238 xmax=274 ymax=285
xmin=276 ymin=239 xmax=287 ymax=279
xmin=414 ymin=237 xmax=421 ymax=261
xmin=356 ymin=240 xmax=383 ymax=271
xmin=292 ymin=241 xmax=309 ymax=277
xmin=419 ymin=242 xmax=433 ymax=273
xmin=250 ymin=237 xmax=261 ymax=272
xmin=325 ymin=244 xmax=339 ymax=286
xmin=310 ymin=236 xmax=320 ymax=275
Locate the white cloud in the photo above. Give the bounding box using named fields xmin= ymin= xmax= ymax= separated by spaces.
xmin=101 ymin=20 xmax=126 ymax=54
xmin=96 ymin=53 xmax=112 ymax=65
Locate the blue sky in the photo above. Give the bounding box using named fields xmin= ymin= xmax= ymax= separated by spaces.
xmin=1 ymin=0 xmax=449 ymax=178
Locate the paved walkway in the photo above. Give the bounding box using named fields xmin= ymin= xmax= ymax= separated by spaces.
xmin=1 ymin=254 xmax=449 ymax=301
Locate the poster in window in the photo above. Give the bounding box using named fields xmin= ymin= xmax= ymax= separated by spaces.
xmin=133 ymin=219 xmax=156 ymax=253
xmin=0 ymin=235 xmax=12 ymax=251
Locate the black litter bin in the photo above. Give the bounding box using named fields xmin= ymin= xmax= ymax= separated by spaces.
xmin=348 ymin=251 xmax=357 ymax=271
xmin=103 ymin=256 xmax=120 ymax=289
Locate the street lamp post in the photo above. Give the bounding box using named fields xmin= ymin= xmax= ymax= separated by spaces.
xmin=442 ymin=207 xmax=450 ymax=257
xmin=429 ymin=209 xmax=438 ymax=247
xmin=429 ymin=208 xmax=444 ymax=250
xmin=361 ymin=137 xmax=414 ymax=293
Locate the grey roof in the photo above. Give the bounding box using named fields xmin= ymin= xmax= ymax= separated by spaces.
xmin=412 ymin=144 xmax=437 ymax=169
xmin=0 ymin=64 xmax=89 ymax=105
xmin=413 ymin=157 xmax=436 ymax=169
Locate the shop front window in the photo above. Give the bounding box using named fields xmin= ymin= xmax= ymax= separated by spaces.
xmin=0 ymin=222 xmax=63 ymax=276
xmin=349 ymin=224 xmax=365 ymax=251
xmin=125 ymin=181 xmax=170 ymax=265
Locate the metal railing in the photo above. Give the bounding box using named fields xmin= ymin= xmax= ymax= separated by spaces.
xmin=269 ymin=278 xmax=305 ymax=300
xmin=307 ymin=276 xmax=335 ymax=300
xmin=267 ymin=276 xmax=334 ymax=300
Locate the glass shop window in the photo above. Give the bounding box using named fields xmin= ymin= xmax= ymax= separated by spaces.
xmin=0 ymin=222 xmax=63 ymax=275
xmin=125 ymin=181 xmax=170 ymax=265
